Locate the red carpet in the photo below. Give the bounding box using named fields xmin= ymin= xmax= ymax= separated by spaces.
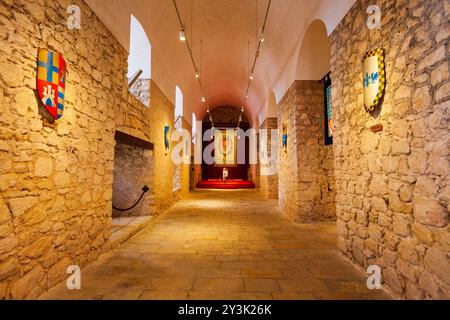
xmin=196 ymin=180 xmax=256 ymax=189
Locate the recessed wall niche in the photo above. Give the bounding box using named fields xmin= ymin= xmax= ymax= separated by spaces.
xmin=112 ymin=131 xmax=155 ymax=218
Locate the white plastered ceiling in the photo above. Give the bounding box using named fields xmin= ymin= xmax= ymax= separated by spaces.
xmin=85 ymin=0 xmax=355 ymax=127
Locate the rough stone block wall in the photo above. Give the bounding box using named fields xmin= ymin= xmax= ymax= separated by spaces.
xmin=148 ymin=81 xmax=181 ymax=211
xmin=260 ymin=117 xmax=278 ymax=199
xmin=278 ymin=81 xmax=336 ymax=222
xmin=112 ymin=143 xmax=155 ymax=217
xmin=180 ymin=117 xmax=192 ymax=198
xmin=129 ymin=78 xmax=150 ymax=108
xmin=330 ymin=0 xmax=449 ymax=299
xmin=0 ymin=0 xmax=184 ymax=299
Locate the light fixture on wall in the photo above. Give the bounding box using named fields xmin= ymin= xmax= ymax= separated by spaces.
xmin=195 ymin=73 xmax=199 ymax=78
xmin=249 ymin=75 xmax=254 ymax=81
xmin=202 ymin=96 xmax=206 ymax=103
xmin=179 ymin=29 xmax=186 ymax=41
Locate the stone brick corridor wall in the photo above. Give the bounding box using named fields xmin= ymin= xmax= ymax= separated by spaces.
xmin=331 ymin=0 xmax=449 ymax=298
xmin=128 ymin=78 xmax=150 ymax=108
xmin=278 ymin=81 xmax=336 ymax=222
xmin=259 ymin=117 xmax=278 ymax=199
xmin=0 ymin=0 xmax=183 ymax=299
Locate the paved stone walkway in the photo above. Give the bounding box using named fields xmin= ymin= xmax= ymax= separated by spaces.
xmin=41 ymin=190 xmax=389 ymax=300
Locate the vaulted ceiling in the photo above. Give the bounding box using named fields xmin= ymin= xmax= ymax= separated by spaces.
xmin=86 ymin=0 xmax=355 ymax=126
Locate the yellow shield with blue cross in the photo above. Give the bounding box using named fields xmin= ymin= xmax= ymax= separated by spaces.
xmin=362 ymin=48 xmax=386 ymax=113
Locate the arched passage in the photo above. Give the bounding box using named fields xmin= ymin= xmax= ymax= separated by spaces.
xmin=197 ymin=106 xmax=253 ymax=187
xmin=296 ymin=19 xmax=330 ymax=81
xmin=128 ymin=15 xmax=152 ymax=107
xmin=175 ymin=86 xmax=183 ymax=130
xmin=277 ymin=19 xmax=335 ymax=221
xmin=259 ymin=92 xmax=279 ymax=199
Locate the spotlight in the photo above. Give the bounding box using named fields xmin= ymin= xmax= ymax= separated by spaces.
xmin=179 ymin=29 xmax=186 ymax=41
xmin=207 ymin=109 xmax=210 ymax=113
xmin=250 ymin=75 xmax=254 ymax=81
xmin=260 ymin=37 xmax=265 ymax=43
xmin=201 ymin=96 xmax=206 ymax=103
xmin=195 ymin=73 xmax=199 ymax=78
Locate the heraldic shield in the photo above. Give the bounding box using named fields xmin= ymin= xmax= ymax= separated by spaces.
xmin=37 ymin=49 xmax=67 ymax=120
xmin=362 ymin=48 xmax=386 ymax=113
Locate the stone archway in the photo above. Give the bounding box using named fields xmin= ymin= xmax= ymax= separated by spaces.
xmin=260 ymin=92 xmax=279 ymax=199
xmin=296 ymin=19 xmax=331 ymax=81
xmin=277 ymin=19 xmax=335 ymax=222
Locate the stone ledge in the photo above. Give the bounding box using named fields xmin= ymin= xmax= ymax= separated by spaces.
xmin=101 ymin=216 xmax=154 ymax=253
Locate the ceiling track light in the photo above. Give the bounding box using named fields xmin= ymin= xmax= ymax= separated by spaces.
xmin=179 ymin=29 xmax=186 ymax=41
xmin=235 ymin=0 xmax=272 ymax=128
xmin=172 ymin=0 xmax=216 ymax=127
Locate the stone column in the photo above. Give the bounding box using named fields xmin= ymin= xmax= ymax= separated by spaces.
xmin=277 ymin=81 xmax=335 ymax=222
xmin=260 ymin=118 xmax=279 ymax=199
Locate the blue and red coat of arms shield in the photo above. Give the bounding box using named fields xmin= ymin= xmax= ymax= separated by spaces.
xmin=37 ymin=49 xmax=67 ymax=120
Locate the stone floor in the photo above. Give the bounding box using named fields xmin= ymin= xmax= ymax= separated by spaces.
xmin=40 ymin=190 xmax=390 ymax=300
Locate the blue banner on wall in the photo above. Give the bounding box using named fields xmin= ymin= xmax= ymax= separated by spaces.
xmin=323 ymin=73 xmax=333 ymax=146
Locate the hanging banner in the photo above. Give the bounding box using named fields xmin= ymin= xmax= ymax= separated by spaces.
xmin=214 ymin=129 xmax=237 ymax=166
xmin=323 ymin=73 xmax=333 ymax=145
xmin=164 ymin=126 xmax=170 ymax=150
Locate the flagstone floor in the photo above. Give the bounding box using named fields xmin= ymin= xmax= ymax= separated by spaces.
xmin=40 ymin=190 xmax=390 ymax=300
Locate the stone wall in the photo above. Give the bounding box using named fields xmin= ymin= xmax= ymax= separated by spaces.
xmin=129 ymin=78 xmax=150 ymax=108
xmin=0 ymin=0 xmax=184 ymax=299
xmin=278 ymin=81 xmax=336 ymax=222
xmin=147 ymin=81 xmax=181 ymax=211
xmin=260 ymin=117 xmax=278 ymax=199
xmin=209 ymin=106 xmax=249 ymax=125
xmin=112 ymin=143 xmax=155 ymax=217
xmin=330 ymin=0 xmax=449 ymax=299
xmin=180 ymin=117 xmax=192 ymax=198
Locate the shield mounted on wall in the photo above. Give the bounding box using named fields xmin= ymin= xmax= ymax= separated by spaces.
xmin=37 ymin=49 xmax=67 ymax=120
xmin=362 ymin=48 xmax=385 ymax=113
